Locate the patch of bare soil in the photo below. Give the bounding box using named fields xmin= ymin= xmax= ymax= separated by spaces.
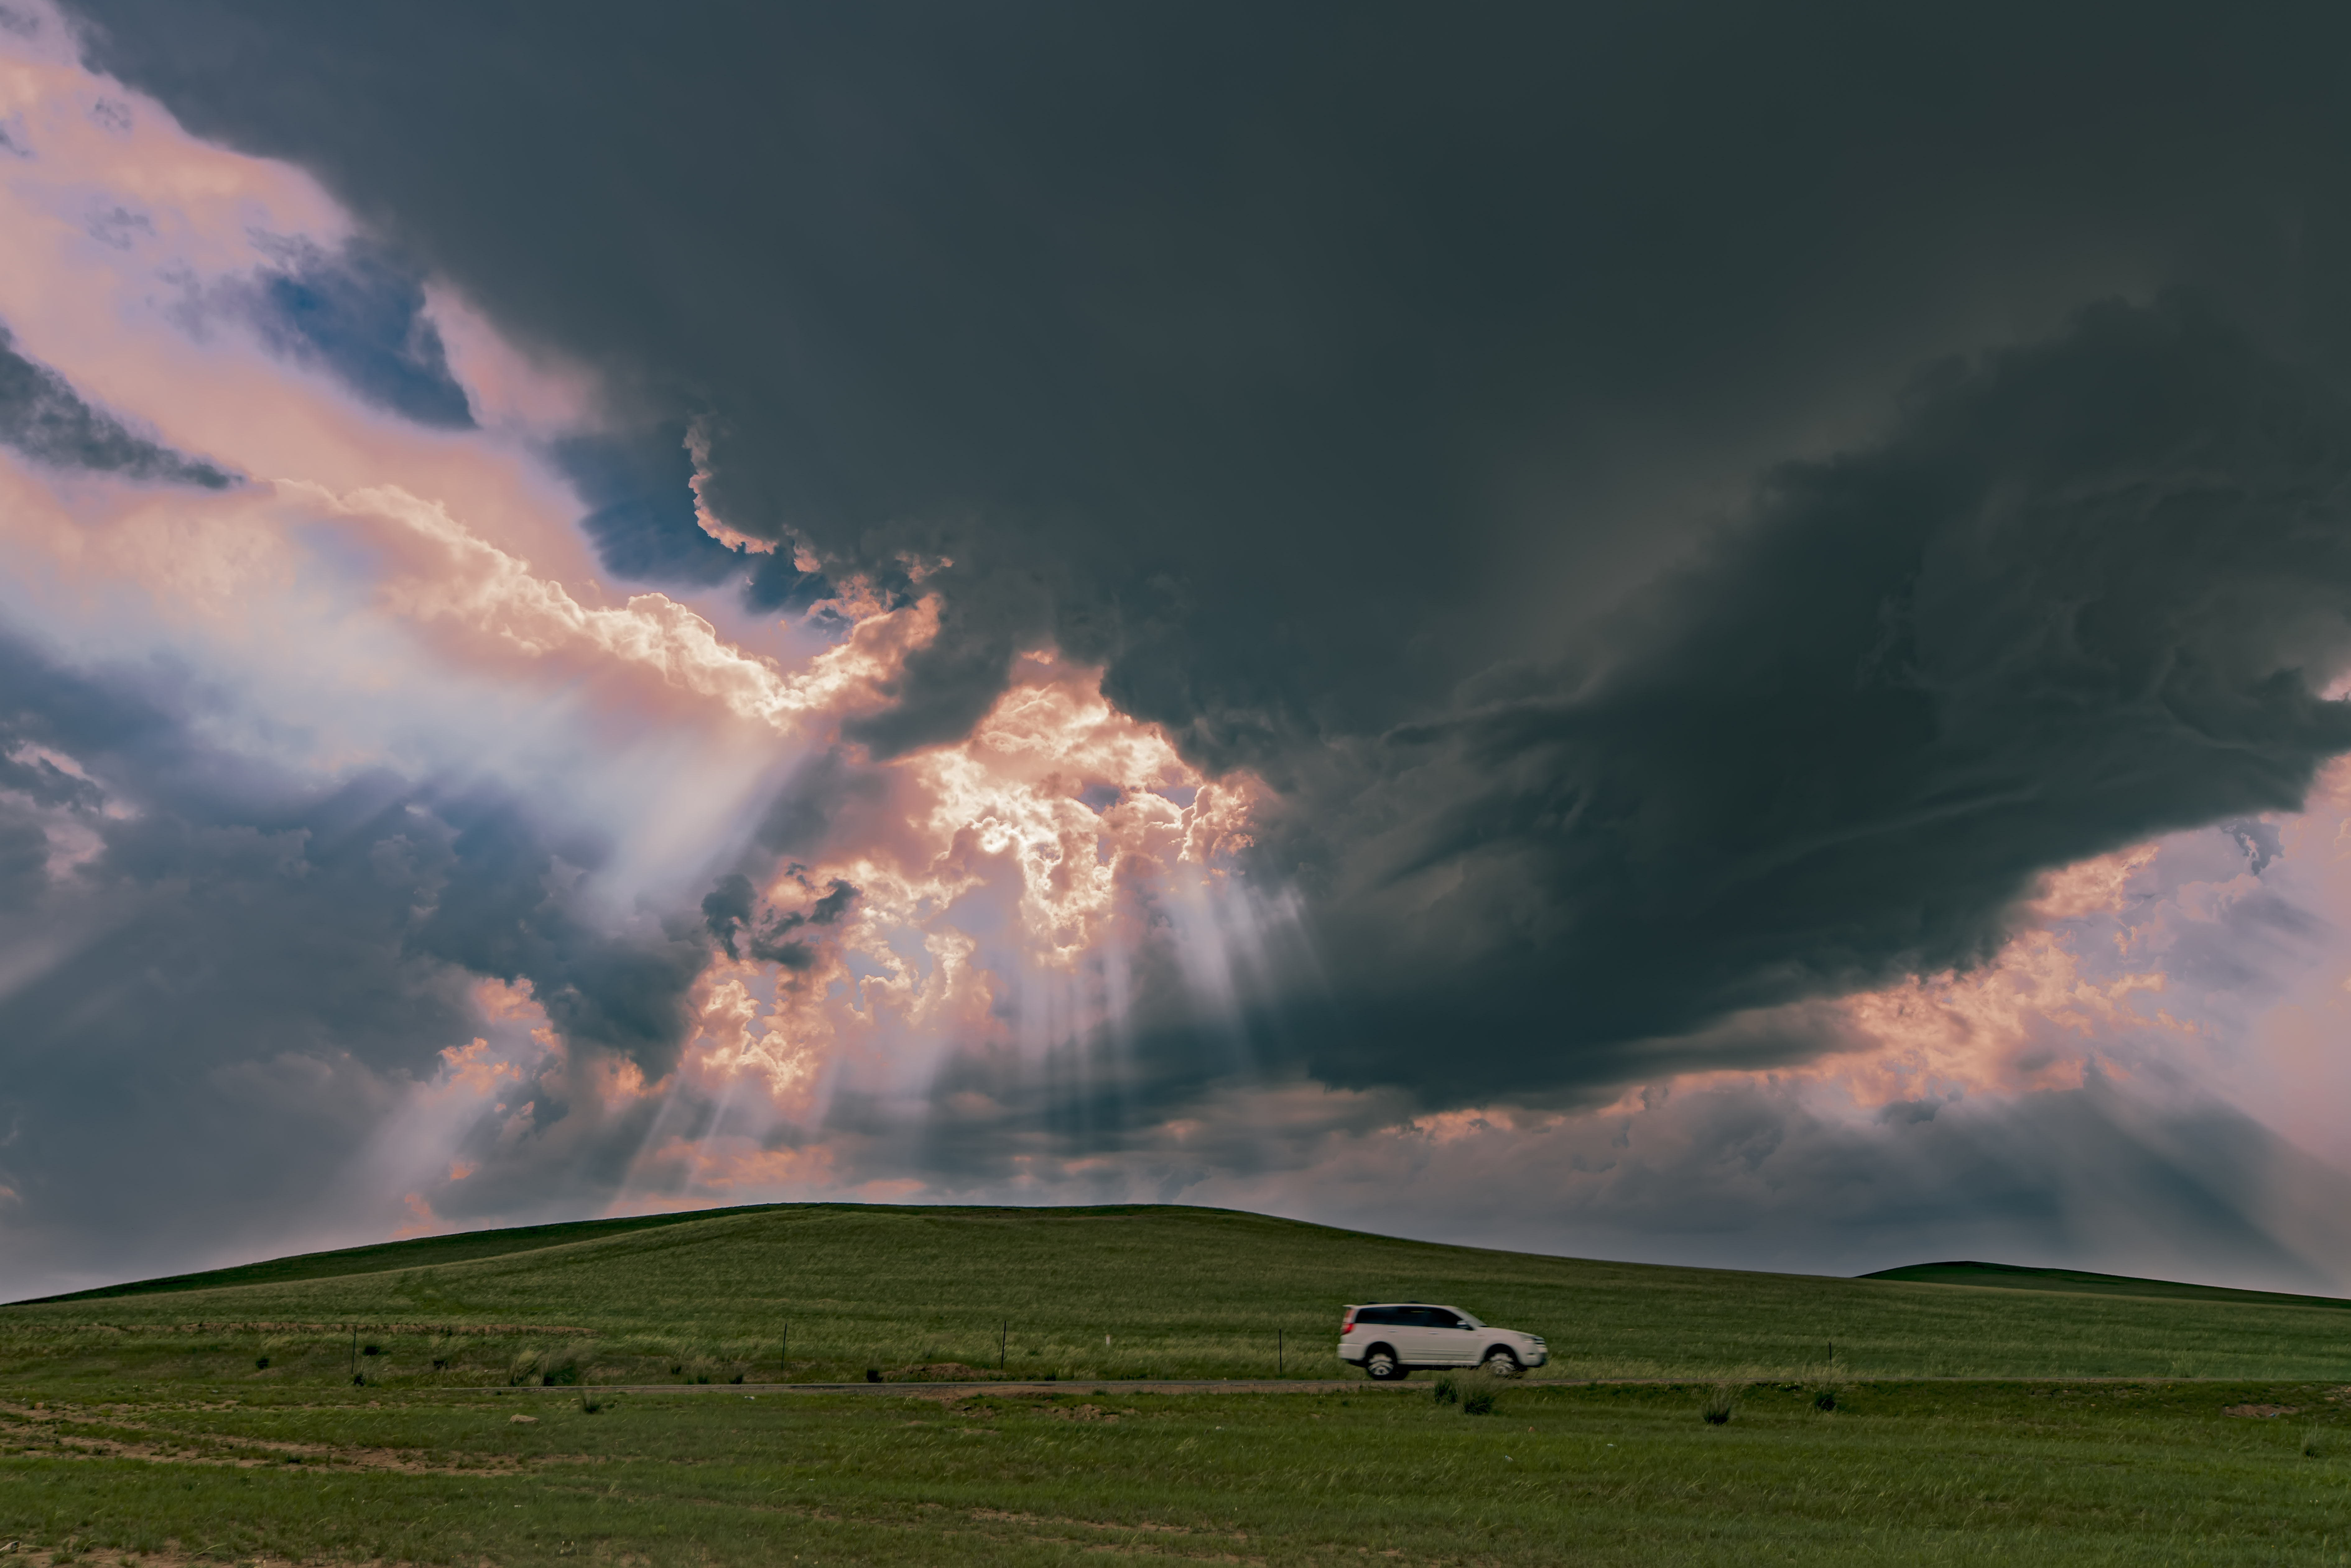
xmin=0 ymin=1400 xmax=548 ymax=1475
xmin=1037 ymin=1403 xmax=1141 ymax=1422
xmin=970 ymin=1509 xmax=1210 ymax=1536
xmin=2221 ymin=1404 xmax=2301 ymax=1418
xmin=964 ymin=1509 xmax=1259 ymax=1561
xmin=42 ymin=1321 xmax=589 ymax=1336
xmin=526 ymin=1485 xmax=1263 ymax=1563
xmin=885 ymin=1362 xmax=991 ymax=1381
xmin=0 ymin=1546 xmax=319 ymax=1568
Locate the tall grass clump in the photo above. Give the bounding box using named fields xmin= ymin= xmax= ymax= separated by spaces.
xmin=509 ymin=1346 xmax=590 ymax=1386
xmin=2304 ymin=1426 xmax=2326 ymax=1459
xmin=1462 ymin=1388 xmax=1498 ymax=1416
xmin=1433 ymin=1376 xmax=1459 ymax=1406
xmin=1700 ymin=1385 xmax=1741 ymax=1426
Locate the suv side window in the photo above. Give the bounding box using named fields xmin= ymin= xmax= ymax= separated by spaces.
xmin=1356 ymin=1307 xmax=1401 ymax=1326
xmin=1419 ymin=1309 xmax=1462 ymax=1329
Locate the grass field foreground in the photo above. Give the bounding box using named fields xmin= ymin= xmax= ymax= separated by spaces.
xmin=4 ymin=1377 xmax=2350 ymax=1566
xmin=9 ymin=1203 xmax=2351 ymax=1565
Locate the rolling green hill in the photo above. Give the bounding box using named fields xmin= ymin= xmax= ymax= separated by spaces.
xmin=17 ymin=1207 xmax=761 ymax=1304
xmin=1861 ymin=1259 xmax=2351 ymax=1310
xmin=7 ymin=1201 xmax=2351 ymax=1566
xmin=7 ymin=1203 xmax=2349 ymax=1385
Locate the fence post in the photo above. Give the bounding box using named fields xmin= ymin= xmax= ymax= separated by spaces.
xmin=1000 ymin=1321 xmax=1007 ymax=1371
xmin=1278 ymin=1328 xmax=1283 ymax=1376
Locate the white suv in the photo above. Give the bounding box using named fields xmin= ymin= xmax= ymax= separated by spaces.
xmin=1337 ymin=1302 xmax=1547 ymax=1380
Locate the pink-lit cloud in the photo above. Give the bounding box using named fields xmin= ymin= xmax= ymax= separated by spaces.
xmin=0 ymin=9 xmax=1306 ymax=1290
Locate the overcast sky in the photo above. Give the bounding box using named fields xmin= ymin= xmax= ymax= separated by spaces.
xmin=7 ymin=0 xmax=2351 ymax=1299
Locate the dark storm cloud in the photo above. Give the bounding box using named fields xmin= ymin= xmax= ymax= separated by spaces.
xmin=0 ymin=324 xmax=235 ymax=486
xmin=1270 ymin=299 xmax=2351 ymax=1099
xmin=71 ymin=0 xmax=2351 ymax=756
xmin=863 ymin=298 xmax=2351 ymax=1129
xmin=57 ymin=1 xmax=2351 ymax=1112
xmin=0 ymin=633 xmax=711 ymax=1287
xmin=858 ymin=298 xmax=2351 ymax=1133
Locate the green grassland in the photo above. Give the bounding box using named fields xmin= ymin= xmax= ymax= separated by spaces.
xmin=5 ymin=1203 xmax=2351 ymax=1565
xmin=10 ymin=1203 xmax=2351 ymax=1386
xmin=5 ymin=1376 xmax=2349 ymax=1565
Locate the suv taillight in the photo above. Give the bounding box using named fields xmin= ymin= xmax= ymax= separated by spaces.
xmin=1340 ymin=1308 xmax=1357 ymax=1335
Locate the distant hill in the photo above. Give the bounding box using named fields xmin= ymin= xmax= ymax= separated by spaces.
xmin=16 ymin=1206 xmax=780 ymax=1304
xmin=9 ymin=1204 xmax=2349 ymax=1381
xmin=1861 ymin=1260 xmax=2351 ymax=1310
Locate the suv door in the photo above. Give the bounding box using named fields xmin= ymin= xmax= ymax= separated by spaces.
xmin=1418 ymin=1307 xmax=1481 ymax=1365
xmin=1385 ymin=1307 xmax=1435 ymax=1365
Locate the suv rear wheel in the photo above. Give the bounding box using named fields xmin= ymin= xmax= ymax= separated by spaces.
xmin=1481 ymin=1348 xmax=1520 ymax=1378
xmin=1363 ymin=1347 xmax=1404 ymax=1381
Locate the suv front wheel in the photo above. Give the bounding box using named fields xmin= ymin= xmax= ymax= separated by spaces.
xmin=1481 ymin=1348 xmax=1520 ymax=1378
xmin=1363 ymin=1347 xmax=1405 ymax=1381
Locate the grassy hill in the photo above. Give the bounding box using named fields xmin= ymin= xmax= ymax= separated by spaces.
xmin=1862 ymin=1259 xmax=2351 ymax=1310
xmin=18 ymin=1207 xmax=750 ymax=1304
xmin=7 ymin=1205 xmax=2350 ymax=1565
xmin=7 ymin=1203 xmax=2350 ymax=1385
